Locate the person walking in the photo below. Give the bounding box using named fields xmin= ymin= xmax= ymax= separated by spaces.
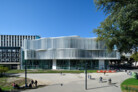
xmin=31 ymin=80 xmax=34 ymax=84
xmin=108 ymin=78 xmax=112 ymax=85
xmin=34 ymin=80 xmax=38 ymax=88
xmin=31 ymin=80 xmax=34 ymax=87
xmin=99 ymin=77 xmax=103 ymax=83
xmin=104 ymin=71 xmax=106 ymax=75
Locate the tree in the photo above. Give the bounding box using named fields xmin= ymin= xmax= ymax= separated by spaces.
xmin=0 ymin=65 xmax=8 ymax=77
xmin=93 ymin=0 xmax=138 ymax=53
xmin=131 ymin=53 xmax=138 ymax=66
xmin=120 ymin=55 xmax=128 ymax=64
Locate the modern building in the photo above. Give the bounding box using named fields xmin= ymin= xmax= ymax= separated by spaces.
xmin=22 ymin=36 xmax=120 ymax=70
xmin=0 ymin=35 xmax=40 ymax=69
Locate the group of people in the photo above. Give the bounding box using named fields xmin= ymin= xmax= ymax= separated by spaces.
xmin=12 ymin=80 xmax=38 ymax=89
xmin=127 ymin=70 xmax=132 ymax=76
xmin=28 ymin=80 xmax=38 ymax=88
xmin=99 ymin=77 xmax=112 ymax=84
xmin=12 ymin=83 xmax=20 ymax=89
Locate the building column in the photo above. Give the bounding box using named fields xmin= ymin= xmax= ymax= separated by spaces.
xmin=99 ymin=60 xmax=105 ymax=70
xmin=52 ymin=59 xmax=57 ymax=70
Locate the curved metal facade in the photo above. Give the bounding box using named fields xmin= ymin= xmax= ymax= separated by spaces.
xmin=23 ymin=36 xmax=120 ymax=60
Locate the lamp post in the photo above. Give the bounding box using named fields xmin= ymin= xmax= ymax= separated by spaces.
xmin=25 ymin=60 xmax=27 ymax=87
xmin=85 ymin=62 xmax=87 ymax=90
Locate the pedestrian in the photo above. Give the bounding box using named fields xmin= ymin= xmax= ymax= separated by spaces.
xmin=34 ymin=80 xmax=38 ymax=88
xmin=108 ymin=78 xmax=112 ymax=85
xmin=31 ymin=80 xmax=34 ymax=87
xmin=15 ymin=84 xmax=20 ymax=89
xmin=29 ymin=83 xmax=32 ymax=88
xmin=90 ymin=75 xmax=92 ymax=79
xmin=31 ymin=80 xmax=34 ymax=84
xmin=104 ymin=71 xmax=106 ymax=75
xmin=88 ymin=75 xmax=90 ymax=79
xmin=99 ymin=77 xmax=102 ymax=83
xmin=130 ymin=71 xmax=132 ymax=76
xmin=127 ymin=71 xmax=129 ymax=75
xmin=12 ymin=83 xmax=16 ymax=89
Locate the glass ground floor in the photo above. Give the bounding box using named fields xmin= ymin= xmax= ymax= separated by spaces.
xmin=0 ymin=64 xmax=20 ymax=69
xmin=21 ymin=59 xmax=109 ymax=70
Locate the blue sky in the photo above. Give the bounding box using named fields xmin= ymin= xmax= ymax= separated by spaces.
xmin=0 ymin=0 xmax=106 ymax=37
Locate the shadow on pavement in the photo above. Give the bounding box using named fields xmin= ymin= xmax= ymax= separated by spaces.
xmin=49 ymin=83 xmax=64 ymax=86
xmin=87 ymin=82 xmax=118 ymax=90
xmin=110 ymin=83 xmax=118 ymax=87
xmin=102 ymin=81 xmax=107 ymax=83
xmin=90 ymin=78 xmax=96 ymax=80
xmin=87 ymin=85 xmax=111 ymax=90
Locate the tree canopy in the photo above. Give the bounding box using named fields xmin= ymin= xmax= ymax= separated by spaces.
xmin=131 ymin=52 xmax=138 ymax=66
xmin=93 ymin=0 xmax=138 ymax=53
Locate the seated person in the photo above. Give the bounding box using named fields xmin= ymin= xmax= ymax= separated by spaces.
xmin=29 ymin=83 xmax=32 ymax=88
xmin=15 ymin=84 xmax=20 ymax=89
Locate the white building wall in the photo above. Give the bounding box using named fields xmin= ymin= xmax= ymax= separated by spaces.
xmin=52 ymin=59 xmax=56 ymax=70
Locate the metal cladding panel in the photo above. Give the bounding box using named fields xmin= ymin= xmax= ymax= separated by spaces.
xmin=23 ymin=36 xmax=120 ymax=60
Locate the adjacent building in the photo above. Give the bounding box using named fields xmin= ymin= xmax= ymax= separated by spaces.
xmin=22 ymin=36 xmax=120 ymax=70
xmin=0 ymin=35 xmax=40 ymax=69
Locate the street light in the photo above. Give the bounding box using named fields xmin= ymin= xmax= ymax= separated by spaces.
xmin=85 ymin=62 xmax=87 ymax=90
xmin=25 ymin=60 xmax=27 ymax=87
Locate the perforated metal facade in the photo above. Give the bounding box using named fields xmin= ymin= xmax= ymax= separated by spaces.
xmin=22 ymin=36 xmax=120 ymax=70
xmin=23 ymin=36 xmax=120 ymax=60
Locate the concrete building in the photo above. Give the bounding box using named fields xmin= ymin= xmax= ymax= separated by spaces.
xmin=0 ymin=35 xmax=40 ymax=69
xmin=22 ymin=36 xmax=120 ymax=70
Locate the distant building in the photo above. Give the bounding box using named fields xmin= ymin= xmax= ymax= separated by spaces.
xmin=21 ymin=36 xmax=120 ymax=70
xmin=0 ymin=35 xmax=40 ymax=69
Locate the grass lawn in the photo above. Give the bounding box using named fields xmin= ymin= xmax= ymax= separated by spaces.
xmin=7 ymin=70 xmax=97 ymax=73
xmin=121 ymin=78 xmax=138 ymax=91
xmin=0 ymin=76 xmax=32 ymax=91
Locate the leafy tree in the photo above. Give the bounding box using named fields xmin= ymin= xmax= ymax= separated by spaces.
xmin=131 ymin=53 xmax=138 ymax=66
xmin=93 ymin=0 xmax=138 ymax=53
xmin=0 ymin=65 xmax=8 ymax=77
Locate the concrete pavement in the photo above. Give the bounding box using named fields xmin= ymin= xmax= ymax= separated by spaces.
xmin=16 ymin=72 xmax=131 ymax=92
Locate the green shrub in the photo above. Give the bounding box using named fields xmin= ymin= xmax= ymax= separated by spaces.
xmin=0 ymin=65 xmax=9 ymax=77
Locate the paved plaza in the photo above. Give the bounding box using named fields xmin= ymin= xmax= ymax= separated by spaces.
xmin=15 ymin=71 xmax=131 ymax=92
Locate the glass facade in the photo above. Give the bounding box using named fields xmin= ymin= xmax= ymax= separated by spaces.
xmin=105 ymin=60 xmax=109 ymax=69
xmin=56 ymin=60 xmax=99 ymax=70
xmin=22 ymin=60 xmax=52 ymax=69
xmin=22 ymin=59 xmax=99 ymax=70
xmin=57 ymin=60 xmax=70 ymax=69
